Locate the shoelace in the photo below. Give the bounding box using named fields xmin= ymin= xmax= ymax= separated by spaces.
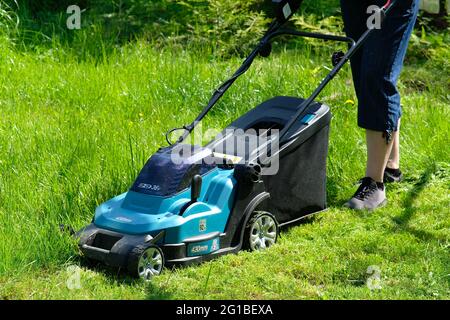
xmin=354 ymin=183 xmax=377 ymax=200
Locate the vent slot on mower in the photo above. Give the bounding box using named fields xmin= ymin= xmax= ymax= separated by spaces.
xmin=92 ymin=233 xmax=123 ymax=251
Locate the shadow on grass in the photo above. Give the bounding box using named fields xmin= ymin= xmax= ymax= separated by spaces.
xmin=393 ymin=162 xmax=437 ymax=225
xmin=145 ymin=268 xmax=177 ymax=300
xmin=78 ymin=255 xmax=176 ymax=299
xmin=146 ymin=284 xmax=174 ymax=300
xmin=326 ymin=176 xmax=341 ymax=206
xmin=391 ymin=162 xmax=440 ymax=242
xmin=78 ymin=256 xmax=137 ymax=283
xmin=280 ymin=214 xmax=319 ymax=234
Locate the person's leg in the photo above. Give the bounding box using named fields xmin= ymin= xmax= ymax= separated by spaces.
xmin=340 ymin=0 xmax=369 ymax=98
xmin=384 ymin=119 xmax=404 ymax=182
xmin=360 ymin=0 xmax=419 ymax=186
xmin=387 ymin=118 xmax=400 ymax=169
xmin=366 ymin=129 xmax=395 ymax=182
xmin=344 ymin=0 xmax=420 ymax=210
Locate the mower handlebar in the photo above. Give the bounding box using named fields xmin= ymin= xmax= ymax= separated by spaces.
xmin=168 ymin=0 xmax=398 ymax=147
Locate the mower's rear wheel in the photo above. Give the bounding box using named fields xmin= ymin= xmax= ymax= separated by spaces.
xmin=128 ymin=244 xmax=164 ymax=281
xmin=244 ymin=211 xmax=279 ymax=251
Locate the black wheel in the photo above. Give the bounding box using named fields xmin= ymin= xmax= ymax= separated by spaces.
xmin=243 ymin=211 xmax=279 ymax=251
xmin=128 ymin=244 xmax=164 ymax=280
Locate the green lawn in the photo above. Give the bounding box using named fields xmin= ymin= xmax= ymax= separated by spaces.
xmin=0 ymin=31 xmax=449 ymax=299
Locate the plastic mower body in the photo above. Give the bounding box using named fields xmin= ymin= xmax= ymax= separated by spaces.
xmin=76 ymin=0 xmax=400 ymax=279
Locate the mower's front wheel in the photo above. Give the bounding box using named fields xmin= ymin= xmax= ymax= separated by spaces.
xmin=243 ymin=211 xmax=279 ymax=251
xmin=128 ymin=244 xmax=164 ymax=281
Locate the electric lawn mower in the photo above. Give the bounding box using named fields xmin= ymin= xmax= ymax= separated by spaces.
xmin=76 ymin=0 xmax=399 ymax=279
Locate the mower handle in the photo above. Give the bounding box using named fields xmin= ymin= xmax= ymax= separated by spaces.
xmin=166 ymin=22 xmax=355 ymax=146
xmin=274 ymin=0 xmax=399 ymax=149
xmin=168 ymin=0 xmax=398 ymax=147
xmin=167 ymin=19 xmax=283 ymax=145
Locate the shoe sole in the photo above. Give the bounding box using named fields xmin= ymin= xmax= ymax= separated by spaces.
xmin=344 ymin=198 xmax=388 ymax=211
xmin=368 ymin=198 xmax=388 ymax=211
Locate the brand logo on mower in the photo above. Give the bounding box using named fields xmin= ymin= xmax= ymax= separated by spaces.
xmin=191 ymin=245 xmax=209 ymax=254
xmin=115 ymin=216 xmax=132 ymax=223
xmin=138 ymin=183 xmax=161 ymax=191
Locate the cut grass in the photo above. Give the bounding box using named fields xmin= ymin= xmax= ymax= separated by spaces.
xmin=0 ymin=37 xmax=448 ymax=299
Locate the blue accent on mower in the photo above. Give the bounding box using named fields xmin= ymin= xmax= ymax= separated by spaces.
xmin=77 ymin=0 xmax=400 ymax=279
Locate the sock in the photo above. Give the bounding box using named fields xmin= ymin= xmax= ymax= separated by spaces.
xmin=385 ymin=167 xmax=401 ymax=176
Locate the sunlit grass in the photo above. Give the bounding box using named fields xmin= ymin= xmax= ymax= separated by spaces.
xmin=0 ymin=35 xmax=448 ymax=299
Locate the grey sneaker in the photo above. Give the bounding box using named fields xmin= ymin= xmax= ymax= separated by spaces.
xmin=344 ymin=177 xmax=387 ymax=211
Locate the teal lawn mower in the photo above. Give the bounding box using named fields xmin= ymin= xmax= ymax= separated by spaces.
xmin=76 ymin=0 xmax=399 ymax=279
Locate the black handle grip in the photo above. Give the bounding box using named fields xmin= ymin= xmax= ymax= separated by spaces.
xmin=191 ymin=175 xmax=203 ymax=202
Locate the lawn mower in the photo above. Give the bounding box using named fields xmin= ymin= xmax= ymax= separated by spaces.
xmin=76 ymin=0 xmax=399 ymax=279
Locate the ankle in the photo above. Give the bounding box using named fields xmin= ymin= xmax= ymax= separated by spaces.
xmin=362 ymin=176 xmax=385 ymax=187
xmin=365 ymin=174 xmax=383 ymax=184
xmin=386 ymin=160 xmax=399 ymax=170
xmin=385 ymin=167 xmax=401 ymax=174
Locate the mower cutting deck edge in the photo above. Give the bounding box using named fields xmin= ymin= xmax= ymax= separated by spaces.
xmin=77 ymin=0 xmax=399 ymax=280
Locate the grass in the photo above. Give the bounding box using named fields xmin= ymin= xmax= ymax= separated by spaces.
xmin=0 ymin=2 xmax=449 ymax=299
